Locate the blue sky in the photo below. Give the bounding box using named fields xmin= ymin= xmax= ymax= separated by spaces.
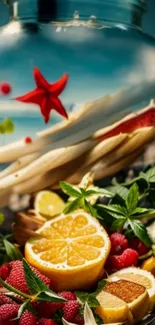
xmin=0 ymin=0 xmax=155 ymax=36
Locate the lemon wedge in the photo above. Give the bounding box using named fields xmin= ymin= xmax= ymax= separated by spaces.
xmin=34 ymin=190 xmax=65 ymax=218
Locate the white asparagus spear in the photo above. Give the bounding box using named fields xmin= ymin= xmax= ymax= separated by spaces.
xmin=0 ymin=153 xmax=40 ymax=179
xmin=0 ymin=139 xmax=95 ymax=191
xmin=0 ymin=78 xmax=155 ymax=163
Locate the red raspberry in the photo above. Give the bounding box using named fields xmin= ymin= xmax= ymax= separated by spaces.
xmin=35 ymin=301 xmax=64 ymax=318
xmin=0 ymin=264 xmax=10 ymax=281
xmin=107 ymin=248 xmax=138 ymax=272
xmin=0 ymin=83 xmax=12 ymax=95
xmin=130 ymin=239 xmax=149 ymax=256
xmin=110 ymin=233 xmax=128 ymax=255
xmin=19 ymin=310 xmax=37 ymax=325
xmin=59 ymin=291 xmax=76 ymax=301
xmin=0 ymin=294 xmax=16 ymax=305
xmin=38 ymin=319 xmax=58 ymax=325
xmin=6 ymin=261 xmax=50 ymax=294
xmin=0 ymin=303 xmax=19 ymax=320
xmin=72 ymin=315 xmax=84 ymax=325
xmin=63 ymin=301 xmax=80 ymax=322
xmin=24 ymin=137 xmax=32 ymax=144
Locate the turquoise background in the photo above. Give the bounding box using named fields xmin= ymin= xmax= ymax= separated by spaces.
xmin=0 ymin=0 xmax=155 ymax=36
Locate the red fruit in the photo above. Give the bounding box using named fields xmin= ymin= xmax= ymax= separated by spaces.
xmin=110 ymin=233 xmax=128 ymax=255
xmin=0 ymin=303 xmax=19 ymax=320
xmin=0 ymin=264 xmax=10 ymax=281
xmin=72 ymin=315 xmax=84 ymax=325
xmin=35 ymin=301 xmax=64 ymax=318
xmin=19 ymin=311 xmax=37 ymax=325
xmin=63 ymin=301 xmax=80 ymax=322
xmin=130 ymin=239 xmax=149 ymax=256
xmin=107 ymin=248 xmax=139 ymax=272
xmin=59 ymin=291 xmax=76 ymax=301
xmin=38 ymin=319 xmax=58 ymax=325
xmin=24 ymin=137 xmax=32 ymax=144
xmin=6 ymin=261 xmax=50 ymax=294
xmin=0 ymin=294 xmax=16 ymax=305
xmin=0 ymin=83 xmax=12 ymax=95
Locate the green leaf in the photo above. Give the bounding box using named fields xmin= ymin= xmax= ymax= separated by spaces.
xmin=0 ymin=213 xmax=5 ymax=225
xmin=37 ymin=291 xmax=66 ymax=302
xmin=0 ymin=118 xmax=15 ymax=134
xmin=63 ymin=198 xmax=81 ymax=214
xmin=128 ymin=219 xmax=152 ymax=247
xmin=3 ymin=239 xmax=22 ymax=261
xmin=15 ymin=299 xmax=30 ymax=320
xmin=111 ymin=218 xmax=126 ymax=230
xmin=106 ymin=185 xmax=129 ymax=200
xmin=83 ymin=199 xmax=98 ymax=218
xmin=76 ymin=291 xmax=99 ymax=307
xmin=96 ymin=204 xmax=125 ymax=216
xmin=126 ymin=183 xmax=139 ymax=214
xmin=145 ymin=167 xmax=155 ymax=183
xmin=86 ymin=188 xmax=112 ymax=198
xmin=60 ymin=182 xmax=81 ymax=198
xmin=130 ymin=208 xmax=155 ymax=218
xmin=95 ymin=279 xmax=106 ymax=294
xmin=0 ymin=277 xmax=30 ymax=299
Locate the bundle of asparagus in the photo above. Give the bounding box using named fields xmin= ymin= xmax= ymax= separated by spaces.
xmin=0 ymin=81 xmax=155 ymax=207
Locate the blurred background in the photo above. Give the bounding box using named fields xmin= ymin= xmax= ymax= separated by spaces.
xmin=0 ymin=0 xmax=155 ymax=37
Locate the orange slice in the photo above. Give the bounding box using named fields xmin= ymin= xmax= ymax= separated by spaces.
xmin=25 ymin=209 xmax=111 ymax=291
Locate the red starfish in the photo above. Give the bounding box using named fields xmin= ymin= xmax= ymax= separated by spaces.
xmin=15 ymin=68 xmax=69 ymax=123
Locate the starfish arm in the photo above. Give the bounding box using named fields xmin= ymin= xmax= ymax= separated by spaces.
xmin=50 ymin=97 xmax=68 ymax=119
xmin=49 ymin=73 xmax=69 ymax=96
xmin=33 ymin=67 xmax=49 ymax=90
xmin=40 ymin=97 xmax=51 ymax=123
xmin=15 ymin=88 xmax=44 ymax=105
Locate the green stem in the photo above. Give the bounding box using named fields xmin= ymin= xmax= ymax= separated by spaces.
xmin=138 ymin=250 xmax=153 ymax=260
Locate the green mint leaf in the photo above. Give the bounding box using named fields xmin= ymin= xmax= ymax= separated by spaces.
xmin=128 ymin=219 xmax=152 ymax=247
xmin=60 ymin=182 xmax=81 ymax=198
xmin=111 ymin=218 xmax=126 ymax=230
xmin=3 ymin=239 xmax=22 ymax=261
xmin=86 ymin=188 xmax=112 ymax=198
xmin=0 ymin=213 xmax=5 ymax=225
xmin=83 ymin=199 xmax=98 ymax=218
xmin=95 ymin=279 xmax=106 ymax=294
xmin=37 ymin=291 xmax=66 ymax=302
xmin=76 ymin=291 xmax=99 ymax=307
xmin=126 ymin=183 xmax=139 ymax=214
xmin=145 ymin=167 xmax=155 ymax=183
xmin=130 ymin=208 xmax=155 ymax=218
xmin=64 ymin=198 xmax=81 ymax=214
xmin=106 ymin=185 xmax=129 ymax=200
xmin=0 ymin=277 xmax=30 ymax=299
xmin=96 ymin=204 xmax=125 ymax=216
xmin=14 ymin=299 xmax=30 ymax=320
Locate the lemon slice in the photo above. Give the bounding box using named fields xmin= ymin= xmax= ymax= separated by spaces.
xmin=25 ymin=209 xmax=111 ymax=291
xmin=96 ymin=291 xmax=133 ymax=324
xmin=34 ymin=191 xmax=65 ymax=218
xmin=109 ymin=267 xmax=155 ymax=312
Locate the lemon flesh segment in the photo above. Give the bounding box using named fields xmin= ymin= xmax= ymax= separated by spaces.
xmin=109 ymin=267 xmax=155 ymax=312
xmin=96 ymin=291 xmax=133 ymax=324
xmin=35 ymin=191 xmax=65 ymax=218
xmin=25 ymin=210 xmax=111 ymax=291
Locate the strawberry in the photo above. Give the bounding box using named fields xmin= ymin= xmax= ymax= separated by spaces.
xmin=63 ymin=301 xmax=80 ymax=321
xmin=72 ymin=315 xmax=84 ymax=325
xmin=0 ymin=303 xmax=19 ymax=320
xmin=107 ymin=248 xmax=138 ymax=272
xmin=0 ymin=294 xmax=16 ymax=305
xmin=5 ymin=261 xmax=50 ymax=294
xmin=130 ymin=239 xmax=149 ymax=256
xmin=110 ymin=233 xmax=128 ymax=255
xmin=35 ymin=301 xmax=64 ymax=318
xmin=59 ymin=291 xmax=76 ymax=301
xmin=38 ymin=319 xmax=58 ymax=325
xmin=0 ymin=264 xmax=10 ymax=281
xmin=18 ymin=310 xmax=37 ymax=325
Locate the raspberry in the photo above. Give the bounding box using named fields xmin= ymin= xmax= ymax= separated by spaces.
xmin=59 ymin=291 xmax=76 ymax=301
xmin=0 ymin=264 xmax=10 ymax=281
xmin=35 ymin=301 xmax=64 ymax=318
xmin=0 ymin=294 xmax=16 ymax=305
xmin=72 ymin=315 xmax=84 ymax=325
xmin=107 ymin=248 xmax=138 ymax=272
xmin=110 ymin=233 xmax=128 ymax=255
xmin=0 ymin=303 xmax=19 ymax=320
xmin=19 ymin=310 xmax=37 ymax=325
xmin=0 ymin=83 xmax=12 ymax=95
xmin=6 ymin=261 xmax=50 ymax=294
xmin=130 ymin=239 xmax=149 ymax=256
xmin=63 ymin=301 xmax=80 ymax=322
xmin=38 ymin=319 xmax=58 ymax=325
xmin=24 ymin=137 xmax=32 ymax=144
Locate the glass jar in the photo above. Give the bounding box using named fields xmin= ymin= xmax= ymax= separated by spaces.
xmin=0 ymin=0 xmax=155 ymax=144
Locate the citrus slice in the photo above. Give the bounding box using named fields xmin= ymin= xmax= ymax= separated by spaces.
xmin=34 ymin=191 xmax=65 ymax=218
xmin=96 ymin=291 xmax=133 ymax=324
xmin=103 ymin=279 xmax=149 ymax=323
xmin=25 ymin=210 xmax=111 ymax=291
xmin=109 ymin=267 xmax=155 ymax=312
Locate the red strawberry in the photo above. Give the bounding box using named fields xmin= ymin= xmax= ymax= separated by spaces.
xmin=63 ymin=301 xmax=80 ymax=322
xmin=130 ymin=239 xmax=149 ymax=256
xmin=0 ymin=264 xmax=10 ymax=281
xmin=59 ymin=291 xmax=76 ymax=301
xmin=106 ymin=248 xmax=138 ymax=272
xmin=72 ymin=315 xmax=84 ymax=325
xmin=19 ymin=310 xmax=37 ymax=325
xmin=110 ymin=233 xmax=128 ymax=255
xmin=35 ymin=301 xmax=64 ymax=318
xmin=38 ymin=319 xmax=58 ymax=325
xmin=0 ymin=303 xmax=19 ymax=320
xmin=6 ymin=261 xmax=50 ymax=294
xmin=0 ymin=294 xmax=16 ymax=305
